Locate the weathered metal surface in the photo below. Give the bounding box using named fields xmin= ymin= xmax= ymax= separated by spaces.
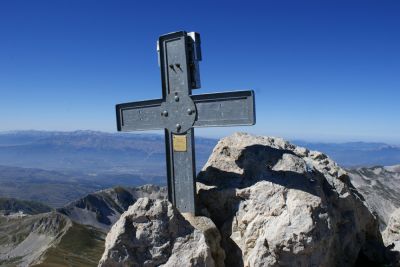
xmin=159 ymin=32 xmax=197 ymax=213
xmin=116 ymin=99 xmax=163 ymax=131
xmin=169 ymin=129 xmax=196 ymax=213
xmin=193 ymin=90 xmax=255 ymax=127
xmin=115 ymin=31 xmax=256 ymax=214
xmin=160 ymin=93 xmax=196 ymax=134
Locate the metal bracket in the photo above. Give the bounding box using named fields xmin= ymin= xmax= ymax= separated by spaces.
xmin=160 ymin=92 xmax=197 ymax=133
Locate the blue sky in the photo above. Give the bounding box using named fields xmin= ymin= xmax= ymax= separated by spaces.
xmin=0 ymin=0 xmax=399 ymax=143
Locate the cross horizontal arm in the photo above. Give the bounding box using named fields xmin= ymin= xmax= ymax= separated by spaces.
xmin=192 ymin=90 xmax=255 ymax=127
xmin=116 ymin=99 xmax=164 ymax=131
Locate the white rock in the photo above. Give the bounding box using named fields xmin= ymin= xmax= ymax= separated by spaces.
xmin=383 ymin=208 xmax=400 ymax=251
xmin=98 ymin=197 xmax=224 ymax=267
xmin=197 ymin=133 xmax=384 ymax=266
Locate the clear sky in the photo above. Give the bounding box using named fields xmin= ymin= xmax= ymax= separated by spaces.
xmin=0 ymin=0 xmax=399 ymax=143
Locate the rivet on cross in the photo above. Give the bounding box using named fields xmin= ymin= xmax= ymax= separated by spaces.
xmin=116 ymin=31 xmax=256 ymax=214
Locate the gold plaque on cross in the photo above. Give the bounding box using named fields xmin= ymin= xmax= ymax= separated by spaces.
xmin=173 ymin=134 xmax=187 ymax=152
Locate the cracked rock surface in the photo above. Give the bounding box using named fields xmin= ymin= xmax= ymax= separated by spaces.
xmin=197 ymin=133 xmax=386 ymax=266
xmin=98 ymin=197 xmax=224 ymax=267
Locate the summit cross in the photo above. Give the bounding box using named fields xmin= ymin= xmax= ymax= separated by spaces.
xmin=116 ymin=31 xmax=256 ymax=214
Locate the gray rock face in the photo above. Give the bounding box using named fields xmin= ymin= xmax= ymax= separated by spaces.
xmin=347 ymin=165 xmax=400 ymax=229
xmin=346 ymin=165 xmax=400 ymax=263
xmin=100 ymin=133 xmax=389 ymax=267
xmin=197 ymin=133 xmax=385 ymax=266
xmin=98 ymin=197 xmax=224 ymax=267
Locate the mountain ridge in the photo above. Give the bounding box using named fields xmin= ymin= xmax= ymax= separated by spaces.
xmin=0 ymin=184 xmax=165 ymax=266
xmin=58 ymin=185 xmax=166 ymax=231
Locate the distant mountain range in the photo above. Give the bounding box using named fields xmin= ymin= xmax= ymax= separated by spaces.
xmin=0 ymin=130 xmax=399 ymax=208
xmin=0 ymin=131 xmax=398 ymax=173
xmin=0 ymin=130 xmax=216 ymax=175
xmin=293 ymin=140 xmax=400 ymax=167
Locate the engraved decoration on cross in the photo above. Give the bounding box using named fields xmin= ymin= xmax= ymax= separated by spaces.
xmin=116 ymin=31 xmax=256 ymax=214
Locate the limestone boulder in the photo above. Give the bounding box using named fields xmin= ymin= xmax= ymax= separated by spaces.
xmin=197 ymin=133 xmax=386 ymax=266
xmin=98 ymin=197 xmax=224 ymax=267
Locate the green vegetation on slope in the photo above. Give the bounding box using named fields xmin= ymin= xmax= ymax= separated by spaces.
xmin=34 ymin=223 xmax=106 ymax=267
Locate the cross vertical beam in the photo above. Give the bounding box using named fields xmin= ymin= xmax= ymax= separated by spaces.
xmin=159 ymin=32 xmax=197 ymax=213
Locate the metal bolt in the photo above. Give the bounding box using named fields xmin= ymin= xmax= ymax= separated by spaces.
xmin=174 ymin=96 xmax=179 ymax=102
xmin=176 ymin=124 xmax=181 ymax=131
xmin=187 ymin=108 xmax=193 ymax=115
xmin=161 ymin=110 xmax=168 ymax=117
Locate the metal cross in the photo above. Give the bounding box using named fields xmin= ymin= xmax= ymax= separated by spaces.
xmin=116 ymin=31 xmax=255 ymax=214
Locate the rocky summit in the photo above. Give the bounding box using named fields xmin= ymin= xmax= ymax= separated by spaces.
xmin=99 ymin=133 xmax=395 ymax=267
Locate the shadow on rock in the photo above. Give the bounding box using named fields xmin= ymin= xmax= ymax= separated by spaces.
xmin=196 ymin=139 xmax=398 ymax=267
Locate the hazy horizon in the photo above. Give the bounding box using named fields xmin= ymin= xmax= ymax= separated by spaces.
xmin=0 ymin=128 xmax=399 ymax=146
